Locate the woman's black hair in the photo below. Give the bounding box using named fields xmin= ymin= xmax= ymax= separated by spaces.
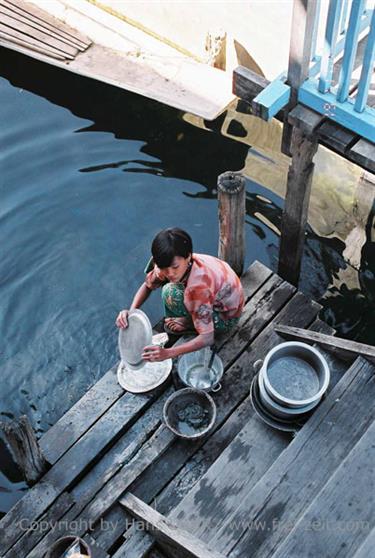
xmin=151 ymin=228 xmax=193 ymax=268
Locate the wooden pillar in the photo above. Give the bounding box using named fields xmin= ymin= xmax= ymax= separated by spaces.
xmin=217 ymin=171 xmax=246 ymax=276
xmin=0 ymin=415 xmax=49 ymax=485
xmin=278 ymin=128 xmax=318 ymax=285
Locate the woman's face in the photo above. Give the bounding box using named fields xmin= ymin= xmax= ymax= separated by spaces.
xmin=160 ymin=255 xmax=191 ymax=283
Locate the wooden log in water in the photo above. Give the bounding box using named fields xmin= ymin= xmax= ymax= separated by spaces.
xmin=217 ymin=171 xmax=245 ymax=276
xmin=0 ymin=415 xmax=49 ymax=485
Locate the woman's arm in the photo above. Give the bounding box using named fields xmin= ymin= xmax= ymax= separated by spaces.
xmin=142 ymin=331 xmax=214 ymax=362
xmin=116 ymin=282 xmax=152 ymax=328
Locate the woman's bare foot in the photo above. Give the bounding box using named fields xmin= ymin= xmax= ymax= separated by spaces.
xmin=165 ymin=317 xmax=194 ymax=332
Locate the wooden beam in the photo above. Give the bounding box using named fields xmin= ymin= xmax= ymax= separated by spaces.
xmin=278 ymin=128 xmax=318 ymax=285
xmin=119 ymin=493 xmax=226 ymax=558
xmin=232 ymin=65 xmax=269 ymax=105
xmin=282 ymin=0 xmax=318 ymax=155
xmin=274 ymin=324 xmax=375 ymax=363
xmin=349 ymin=138 xmax=375 ymax=173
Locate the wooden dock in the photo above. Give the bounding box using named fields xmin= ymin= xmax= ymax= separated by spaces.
xmin=0 ymin=261 xmax=374 ymax=558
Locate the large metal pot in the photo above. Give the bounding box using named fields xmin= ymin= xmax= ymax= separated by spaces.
xmin=257 ymin=341 xmax=330 ymax=408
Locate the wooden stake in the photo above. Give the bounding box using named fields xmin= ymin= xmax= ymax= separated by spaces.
xmin=217 ymin=171 xmax=246 ymax=276
xmin=278 ymin=128 xmax=318 ymax=286
xmin=0 ymin=415 xmax=49 ymax=485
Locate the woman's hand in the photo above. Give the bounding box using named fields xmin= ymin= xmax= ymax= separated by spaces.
xmin=142 ymin=345 xmax=170 ymax=362
xmin=116 ymin=309 xmax=129 ymax=329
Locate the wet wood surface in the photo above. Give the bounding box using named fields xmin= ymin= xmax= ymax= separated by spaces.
xmin=0 ymin=260 xmax=371 ymax=558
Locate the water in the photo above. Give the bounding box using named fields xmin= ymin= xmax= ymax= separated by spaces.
xmin=176 ymin=402 xmax=211 ymax=436
xmin=185 ymin=364 xmax=217 ymax=390
xmin=267 ymin=357 xmax=320 ymax=400
xmin=1 ymin=47 xmax=374 ymax=517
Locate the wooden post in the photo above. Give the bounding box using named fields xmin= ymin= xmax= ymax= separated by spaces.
xmin=0 ymin=415 xmax=49 ymax=485
xmin=281 ymin=0 xmax=318 ymax=155
xmin=217 ymin=171 xmax=246 ymax=276
xmin=278 ymin=128 xmax=318 ymax=285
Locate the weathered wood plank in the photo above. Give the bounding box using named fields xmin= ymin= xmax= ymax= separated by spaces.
xmin=287 ymin=103 xmax=324 ymax=137
xmin=0 ymin=388 xmax=161 ymax=555
xmin=271 ymin=420 xmax=375 ymax=558
xmin=92 ymin=396 xmax=253 ymax=552
xmin=3 ymin=0 xmax=91 ymax=46
xmin=240 ymin=259 xmax=273 ymax=300
xmin=0 ymin=33 xmax=66 ymax=60
xmin=0 ymin=11 xmax=78 ymax=56
xmin=39 ymin=364 xmax=123 ymax=464
xmin=0 ymin=1 xmax=88 ymax=50
xmin=232 ymin=66 xmax=269 ymax=106
xmin=349 ymin=138 xmax=375 ymax=173
xmin=274 ymin=324 xmax=375 ymax=363
xmin=117 ymin=292 xmax=321 ymax=558
xmin=278 ymin=128 xmax=318 ymax=285
xmin=4 ymin=492 xmax=74 ymax=558
xmin=119 ymin=493 xmax=226 ymax=558
xmin=82 ymin=535 xmax=109 ymax=558
xmin=0 ymin=22 xmax=74 ymax=59
xmin=24 ymin=426 xmax=175 ymax=558
xmin=317 ymin=120 xmax=358 ymax=154
xmin=214 ymin=357 xmax=375 ymax=557
xmin=170 ymin=414 xmax=289 ymax=541
xmin=352 ymin=527 xmax=375 ymax=558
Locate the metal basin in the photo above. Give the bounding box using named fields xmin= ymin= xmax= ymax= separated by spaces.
xmin=163 ymin=388 xmax=216 ymax=439
xmin=177 ymin=347 xmax=223 ymax=392
xmin=260 ymin=341 xmax=330 ymax=407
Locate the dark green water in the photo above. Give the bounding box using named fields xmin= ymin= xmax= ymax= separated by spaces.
xmin=1 ymin=48 xmax=374 ymax=517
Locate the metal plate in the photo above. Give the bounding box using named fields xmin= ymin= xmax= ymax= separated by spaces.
xmin=117 ymin=358 xmax=172 ymax=393
xmin=250 ymin=375 xmax=307 ymax=433
xmin=118 ymin=309 xmax=153 ymax=369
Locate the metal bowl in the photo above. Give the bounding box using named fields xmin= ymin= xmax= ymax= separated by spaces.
xmin=260 ymin=342 xmax=330 ymax=407
xmin=163 ymin=388 xmax=216 ymax=439
xmin=177 ymin=348 xmax=223 ymax=392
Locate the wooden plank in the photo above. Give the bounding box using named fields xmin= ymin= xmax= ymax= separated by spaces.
xmin=3 ymin=0 xmax=91 ymax=46
xmin=82 ymin=535 xmax=109 ymax=558
xmin=232 ymin=66 xmax=270 ymax=105
xmin=317 ymin=120 xmax=358 ymax=154
xmin=278 ymin=128 xmax=318 ymax=285
xmin=0 ymin=11 xmax=78 ymax=56
xmin=213 ymin=357 xmax=375 ymax=557
xmin=3 ymin=492 xmax=74 ymax=558
xmin=274 ymin=324 xmax=375 ymax=363
xmin=117 ymin=292 xmax=321 ymax=558
xmin=352 ymin=527 xmax=375 ymax=558
xmin=169 ymin=414 xmax=289 ymax=541
xmin=0 ymin=1 xmax=88 ymax=50
xmin=287 ymin=104 xmax=324 ymax=137
xmin=271 ymin=420 xmax=375 ymax=558
xmin=349 ymin=138 xmax=375 ymax=173
xmin=0 ymin=388 xmax=161 ymax=555
xmin=24 ymin=425 xmax=175 ymax=558
xmin=251 ymin=79 xmax=290 ymax=121
xmin=0 ymin=23 xmax=74 ymax=59
xmin=0 ymin=34 xmax=66 ymax=60
xmin=92 ymin=396 xmax=253 ymax=552
xmin=318 ymin=0 xmax=342 ymax=93
xmin=354 ymin=10 xmax=375 ymax=112
xmin=119 ymin=493 xmax=226 ymax=558
xmin=240 ymin=259 xmax=273 ymax=302
xmin=39 ymin=364 xmax=123 ymax=464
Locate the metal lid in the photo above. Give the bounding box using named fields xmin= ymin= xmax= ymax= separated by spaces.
xmin=118 ymin=309 xmax=152 ymax=370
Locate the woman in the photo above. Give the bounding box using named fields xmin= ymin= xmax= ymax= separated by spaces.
xmin=116 ymin=228 xmax=244 ymax=362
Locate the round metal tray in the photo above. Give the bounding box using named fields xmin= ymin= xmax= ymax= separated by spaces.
xmin=117 ymin=358 xmax=172 ymax=393
xmin=118 ymin=309 xmax=153 ymax=370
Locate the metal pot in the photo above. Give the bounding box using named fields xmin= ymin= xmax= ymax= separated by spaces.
xmin=257 ymin=341 xmax=330 ymax=408
xmin=177 ymin=347 xmax=223 ymax=392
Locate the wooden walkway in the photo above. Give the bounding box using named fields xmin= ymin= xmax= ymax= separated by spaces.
xmin=0 ymin=261 xmax=374 ymax=558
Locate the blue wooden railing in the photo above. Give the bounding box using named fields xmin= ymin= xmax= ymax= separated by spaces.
xmin=252 ymin=0 xmax=375 ymax=143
